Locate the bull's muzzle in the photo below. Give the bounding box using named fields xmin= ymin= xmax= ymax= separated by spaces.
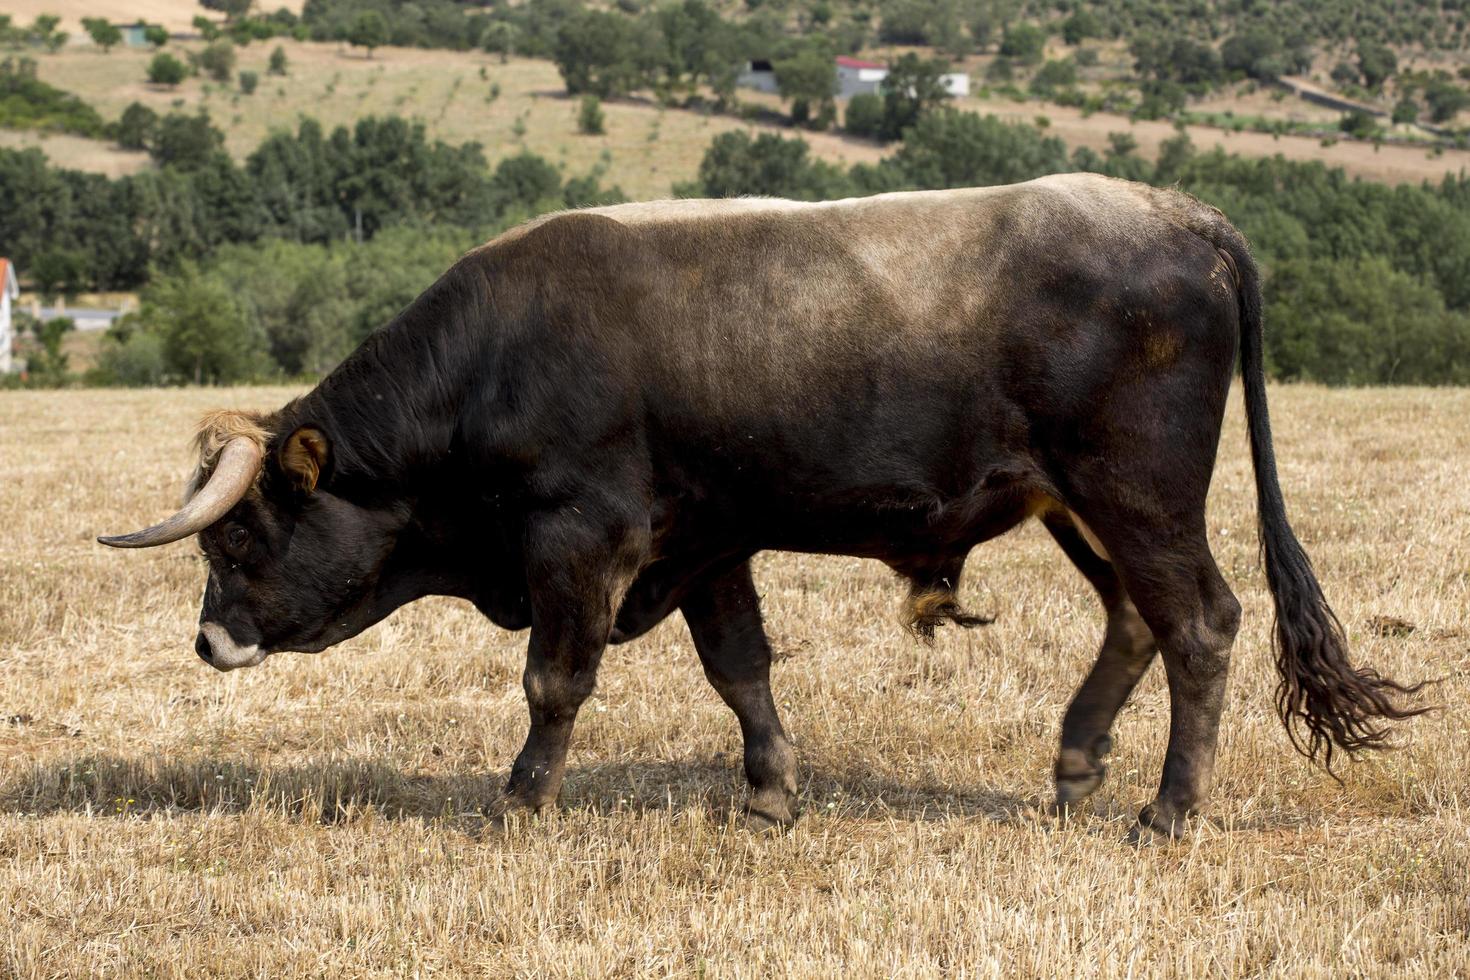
xmin=195 ymin=623 xmax=266 ymax=671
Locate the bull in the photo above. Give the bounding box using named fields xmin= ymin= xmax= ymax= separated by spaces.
xmin=100 ymin=174 xmax=1423 ymax=839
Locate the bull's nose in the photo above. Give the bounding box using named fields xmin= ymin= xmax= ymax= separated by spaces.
xmin=195 ymin=632 xmax=214 ymax=664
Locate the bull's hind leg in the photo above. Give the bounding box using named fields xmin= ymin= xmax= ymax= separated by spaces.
xmin=1042 ymin=514 xmax=1158 ymax=810
xmin=1061 ymin=494 xmax=1241 ymax=840
xmin=681 ymin=562 xmax=798 ymax=829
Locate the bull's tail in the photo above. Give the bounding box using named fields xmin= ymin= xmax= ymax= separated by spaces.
xmin=1222 ymin=232 xmax=1428 ymax=769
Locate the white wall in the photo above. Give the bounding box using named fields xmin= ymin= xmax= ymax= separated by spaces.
xmin=0 ymin=287 xmax=12 ymax=374
xmin=836 ymin=65 xmax=883 ymax=99
xmin=837 ymin=67 xmax=972 ymax=100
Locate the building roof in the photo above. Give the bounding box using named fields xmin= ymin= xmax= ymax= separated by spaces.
xmin=836 ymin=56 xmax=887 ymax=70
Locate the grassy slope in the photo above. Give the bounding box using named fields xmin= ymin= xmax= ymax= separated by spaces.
xmin=0 ymin=384 xmax=1467 ymax=974
xmin=14 ymin=38 xmax=1470 ymax=196
xmin=23 ymin=40 xmax=886 ymax=201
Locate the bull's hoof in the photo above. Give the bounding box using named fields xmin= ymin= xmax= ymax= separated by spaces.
xmin=483 ymin=789 xmax=556 ymax=828
xmin=1053 ymin=734 xmax=1113 ymax=814
xmin=742 ymin=787 xmax=798 ymax=833
xmin=1126 ymin=802 xmax=1189 ymax=846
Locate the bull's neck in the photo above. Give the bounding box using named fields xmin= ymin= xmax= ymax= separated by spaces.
xmin=287 ymin=263 xmax=492 ymax=493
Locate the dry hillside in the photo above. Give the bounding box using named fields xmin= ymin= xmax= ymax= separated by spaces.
xmin=13 ymin=37 xmax=1470 ymax=196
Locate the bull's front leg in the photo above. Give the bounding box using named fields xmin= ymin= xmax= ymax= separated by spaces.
xmin=681 ymin=561 xmax=798 ymax=829
xmin=501 ymin=503 xmax=648 ymax=814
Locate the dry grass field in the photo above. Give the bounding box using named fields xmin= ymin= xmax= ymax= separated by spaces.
xmin=4 ymin=0 xmax=304 ymax=34
xmin=1 ymin=383 xmax=1468 ymax=975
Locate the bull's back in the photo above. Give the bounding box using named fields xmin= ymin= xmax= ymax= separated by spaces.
xmin=477 ymin=174 xmax=1238 ymax=486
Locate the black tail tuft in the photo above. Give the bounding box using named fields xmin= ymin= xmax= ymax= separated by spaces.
xmin=1225 ymin=233 xmax=1430 ymax=770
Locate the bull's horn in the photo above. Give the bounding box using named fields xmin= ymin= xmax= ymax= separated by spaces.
xmin=98 ymin=437 xmax=262 ymax=549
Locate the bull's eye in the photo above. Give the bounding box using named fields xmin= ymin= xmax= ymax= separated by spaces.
xmin=226 ymin=526 xmax=250 ymax=551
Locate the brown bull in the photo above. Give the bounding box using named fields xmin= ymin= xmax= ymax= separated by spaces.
xmin=100 ymin=174 xmax=1423 ymax=839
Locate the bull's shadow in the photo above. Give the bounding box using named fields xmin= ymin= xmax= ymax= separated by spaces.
xmin=0 ymin=751 xmax=1040 ymax=828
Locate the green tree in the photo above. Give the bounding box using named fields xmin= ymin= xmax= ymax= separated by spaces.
xmin=192 ymin=15 xmax=222 ymax=42
xmin=238 ymin=69 xmax=258 ymax=94
xmin=1340 ymin=110 xmax=1379 ymax=139
xmin=151 ymin=111 xmax=225 ymax=169
xmin=688 ymin=130 xmax=853 ymax=200
xmin=1154 ymin=131 xmax=1196 ymax=183
xmin=144 ymin=24 xmax=169 ymax=48
xmin=872 ymin=108 xmax=1071 ymax=189
xmin=82 ymin=18 xmax=123 ymax=52
xmin=147 ymin=52 xmax=189 ymax=87
xmin=552 ymin=9 xmax=660 ymax=98
xmin=1030 ymin=58 xmax=1078 ymax=97
xmin=200 ymin=0 xmax=254 ymax=22
xmin=95 ymin=329 xmax=168 ymax=386
xmin=27 ymin=316 xmax=74 ymax=385
xmin=348 ymin=10 xmax=389 ymax=58
xmin=774 ymin=41 xmax=836 ymax=127
xmin=1330 ymin=61 xmax=1359 ymax=87
xmin=1221 ymin=28 xmax=1288 ymax=81
xmin=142 ymin=262 xmax=269 ymax=384
xmin=878 ymin=53 xmax=952 ymax=141
xmin=1265 ymin=257 xmax=1470 ymax=384
xmin=999 ymin=23 xmax=1045 ymax=65
xmin=199 ymin=40 xmax=236 ymax=82
xmin=577 ymin=94 xmax=605 ymax=135
xmin=1061 ymin=10 xmax=1101 ymax=46
xmin=116 ymin=102 xmax=159 ymax=150
xmin=268 ymin=44 xmax=288 ymax=75
xmin=844 ymin=92 xmax=884 ymax=138
xmin=1392 ymin=97 xmax=1419 ymax=125
xmin=481 ymin=21 xmax=517 ymax=64
xmin=32 ymin=251 xmax=87 ymax=302
xmin=488 ymin=152 xmax=563 ymax=213
xmin=1106 ymin=131 xmax=1139 ymax=158
xmin=1424 ymin=80 xmax=1469 ymax=124
xmin=1357 ymin=40 xmax=1397 ymax=89
xmin=29 ymin=15 xmax=67 ymax=53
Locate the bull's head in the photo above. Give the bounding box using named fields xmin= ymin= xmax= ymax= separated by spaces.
xmin=99 ymin=412 xmax=406 ymax=670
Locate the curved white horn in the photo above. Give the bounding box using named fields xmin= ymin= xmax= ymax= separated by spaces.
xmin=98 ymin=437 xmax=263 ymax=549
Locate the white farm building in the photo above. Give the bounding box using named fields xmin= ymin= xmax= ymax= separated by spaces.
xmin=836 ymin=56 xmax=971 ymax=98
xmin=739 ymin=57 xmax=971 ymax=100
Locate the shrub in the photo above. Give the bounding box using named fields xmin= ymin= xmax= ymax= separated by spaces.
xmin=844 ymin=92 xmax=884 ymax=138
xmin=999 ymin=24 xmax=1045 ymax=64
xmin=1030 ymin=58 xmax=1077 ymax=97
xmin=147 ymin=53 xmax=188 ymax=87
xmin=82 ymin=18 xmax=122 ymax=52
xmin=95 ymin=330 xmax=168 ymax=387
xmin=577 ymin=95 xmax=605 ymax=135
xmin=198 ymin=41 xmax=237 ymax=82
xmin=268 ymin=45 xmax=288 ymax=75
xmin=116 ymin=102 xmax=158 ymax=149
xmin=0 ymin=57 xmax=108 ymax=137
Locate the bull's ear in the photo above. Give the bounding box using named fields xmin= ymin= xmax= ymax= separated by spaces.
xmin=279 ymin=426 xmax=330 ymax=494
